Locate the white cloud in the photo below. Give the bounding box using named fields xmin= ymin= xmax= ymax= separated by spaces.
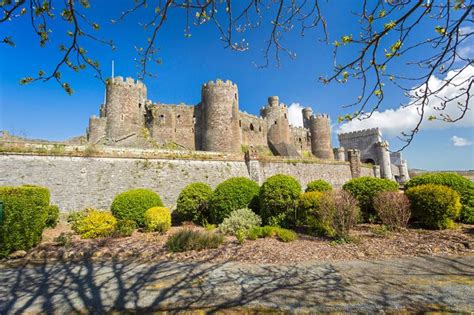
xmin=451 ymin=136 xmax=472 ymax=147
xmin=338 ymin=65 xmax=474 ymax=136
xmin=288 ymin=103 xmax=304 ymax=127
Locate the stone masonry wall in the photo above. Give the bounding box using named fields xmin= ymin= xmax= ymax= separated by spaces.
xmin=0 ymin=154 xmax=372 ymax=211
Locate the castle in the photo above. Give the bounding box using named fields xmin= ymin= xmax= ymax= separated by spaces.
xmin=86 ymin=76 xmax=409 ymax=182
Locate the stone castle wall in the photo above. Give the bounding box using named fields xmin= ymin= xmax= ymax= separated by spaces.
xmin=239 ymin=112 xmax=268 ymax=147
xmin=0 ymin=153 xmax=372 ymax=211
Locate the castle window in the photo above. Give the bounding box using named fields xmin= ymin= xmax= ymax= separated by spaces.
xmin=177 ymin=114 xmax=181 ymax=124
xmin=284 ymin=114 xmax=287 ymax=119
xmin=239 ymin=120 xmax=242 ymax=127
xmin=250 ymin=123 xmax=254 ymax=131
xmin=138 ymin=103 xmax=142 ymax=109
xmin=259 ymin=126 xmax=262 ymax=132
xmin=299 ymin=138 xmax=302 ymax=143
xmin=121 ymin=114 xmax=124 ymax=121
xmin=274 ymin=121 xmax=277 ymax=125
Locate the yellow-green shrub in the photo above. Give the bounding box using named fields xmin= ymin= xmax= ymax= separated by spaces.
xmin=0 ymin=185 xmax=50 ymax=257
xmin=298 ymin=191 xmax=333 ymax=235
xmin=72 ymin=209 xmax=118 ymax=239
xmin=144 ymin=207 xmax=171 ymax=233
xmin=405 ymin=184 xmax=461 ymax=229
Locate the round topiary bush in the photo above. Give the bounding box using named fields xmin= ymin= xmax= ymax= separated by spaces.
xmin=405 ymin=184 xmax=461 ymax=229
xmin=342 ymin=176 xmax=399 ymax=221
xmin=175 ymin=182 xmax=213 ymax=224
xmin=305 ymin=179 xmax=332 ymax=193
xmin=111 ymin=189 xmax=163 ymax=226
xmin=298 ymin=191 xmax=333 ymax=234
xmin=144 ymin=207 xmax=171 ymax=233
xmin=259 ymin=174 xmax=301 ymax=227
xmin=208 ymin=177 xmax=260 ymax=224
xmin=405 ymin=173 xmax=474 ymax=224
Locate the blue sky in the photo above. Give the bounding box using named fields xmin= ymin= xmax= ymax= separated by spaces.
xmin=0 ymin=1 xmax=472 ymax=170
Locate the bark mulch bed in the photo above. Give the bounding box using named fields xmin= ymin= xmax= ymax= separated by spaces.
xmin=15 ymin=222 xmax=474 ymax=264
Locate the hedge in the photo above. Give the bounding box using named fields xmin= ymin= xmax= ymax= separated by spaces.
xmin=405 ymin=184 xmax=461 ymax=229
xmin=209 ymin=177 xmax=260 ymax=224
xmin=342 ymin=177 xmax=399 ymax=221
xmin=0 ymin=185 xmax=50 ymax=257
xmin=175 ymin=182 xmax=213 ymax=224
xmin=405 ymin=173 xmax=474 ymax=224
xmin=305 ymin=180 xmax=332 ymax=193
xmin=111 ymin=188 xmax=163 ymax=226
xmin=259 ymin=174 xmax=301 ymax=227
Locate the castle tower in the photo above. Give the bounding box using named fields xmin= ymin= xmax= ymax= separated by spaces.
xmin=200 ymin=80 xmax=241 ymax=153
xmin=376 ymin=140 xmax=393 ymax=180
xmin=309 ymin=114 xmax=334 ymax=159
xmin=302 ymin=107 xmax=313 ymax=129
xmin=104 ymin=76 xmax=147 ymax=142
xmin=260 ymin=96 xmax=291 ymax=145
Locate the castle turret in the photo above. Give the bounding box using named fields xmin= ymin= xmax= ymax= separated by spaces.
xmin=309 ymin=114 xmax=334 ymax=159
xmin=376 ymin=140 xmax=393 ymax=180
xmin=104 ymin=76 xmax=147 ymax=142
xmin=200 ymin=80 xmax=241 ymax=153
xmin=302 ymin=107 xmax=313 ymax=129
xmin=260 ymin=96 xmax=291 ymax=146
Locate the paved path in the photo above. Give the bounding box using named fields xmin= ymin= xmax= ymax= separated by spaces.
xmin=1 ymin=255 xmax=473 ymax=313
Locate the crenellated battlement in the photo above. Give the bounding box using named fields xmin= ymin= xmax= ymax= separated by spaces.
xmin=106 ymin=76 xmax=147 ymax=90
xmin=202 ymin=79 xmax=237 ymax=90
xmin=311 ymin=113 xmax=330 ymax=120
xmin=337 ymin=127 xmax=381 ymax=139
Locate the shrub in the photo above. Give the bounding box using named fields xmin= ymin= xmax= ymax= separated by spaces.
xmin=218 ymin=208 xmax=262 ymax=236
xmin=342 ymin=177 xmax=398 ymax=221
xmin=298 ymin=191 xmax=333 ymax=235
xmin=71 ymin=209 xmax=118 ymax=239
xmin=405 ymin=184 xmax=461 ymax=229
xmin=247 ymin=226 xmax=297 ymax=242
xmin=319 ymin=190 xmax=360 ymax=240
xmin=208 ymin=177 xmax=260 ymax=224
xmin=259 ymin=174 xmax=301 ymax=227
xmin=306 ymin=180 xmax=332 ymax=193
xmin=144 ymin=207 xmax=171 ymax=233
xmin=167 ymin=229 xmax=224 ymax=252
xmin=114 ymin=219 xmax=137 ymax=237
xmin=373 ymin=191 xmax=411 ymax=229
xmin=45 ymin=205 xmax=60 ymax=228
xmin=405 ymin=173 xmax=474 ymax=224
xmin=111 ymin=189 xmax=163 ymax=226
xmin=0 ymin=185 xmax=50 ymax=257
xmin=175 ymin=182 xmax=213 ymax=224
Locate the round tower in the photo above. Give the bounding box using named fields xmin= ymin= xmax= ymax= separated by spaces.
xmin=104 ymin=76 xmax=147 ymax=141
xmin=310 ymin=114 xmax=334 ymax=159
xmin=200 ymin=79 xmax=241 ymax=153
xmin=302 ymin=107 xmax=313 ymax=129
xmin=260 ymin=96 xmax=291 ymax=145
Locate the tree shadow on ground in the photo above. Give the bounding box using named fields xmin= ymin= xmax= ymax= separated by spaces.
xmin=0 ymin=253 xmax=473 ymax=313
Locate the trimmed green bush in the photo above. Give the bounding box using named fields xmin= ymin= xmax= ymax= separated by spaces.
xmin=298 ymin=191 xmax=333 ymax=235
xmin=144 ymin=207 xmax=171 ymax=233
xmin=167 ymin=229 xmax=224 ymax=252
xmin=175 ymin=182 xmax=213 ymax=224
xmin=71 ymin=209 xmax=117 ymax=239
xmin=405 ymin=184 xmax=461 ymax=229
xmin=405 ymin=173 xmax=474 ymax=224
xmin=259 ymin=174 xmax=301 ymax=227
xmin=305 ymin=180 xmax=332 ymax=193
xmin=219 ymin=208 xmax=262 ymax=236
xmin=45 ymin=205 xmax=60 ymax=228
xmin=342 ymin=177 xmax=398 ymax=221
xmin=247 ymin=226 xmax=297 ymax=242
xmin=111 ymin=189 xmax=163 ymax=226
xmin=209 ymin=177 xmax=260 ymax=224
xmin=0 ymin=185 xmax=50 ymax=257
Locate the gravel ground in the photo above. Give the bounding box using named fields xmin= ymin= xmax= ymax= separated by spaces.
xmin=20 ymin=222 xmax=474 ymax=264
xmin=1 ymin=255 xmax=473 ymax=313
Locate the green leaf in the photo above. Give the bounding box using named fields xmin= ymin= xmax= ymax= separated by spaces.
xmin=435 ymin=26 xmax=446 ymax=35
